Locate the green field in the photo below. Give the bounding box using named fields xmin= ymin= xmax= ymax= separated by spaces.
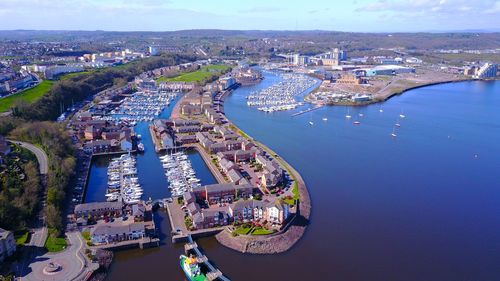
xmin=157 ymin=64 xmax=231 ymax=83
xmin=60 ymin=71 xmax=91 ymax=80
xmin=0 ymin=80 xmax=54 ymax=112
xmin=44 ymin=228 xmax=67 ymax=252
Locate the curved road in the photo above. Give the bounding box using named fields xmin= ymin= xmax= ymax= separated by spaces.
xmin=20 ymin=232 xmax=93 ymax=281
xmin=8 ymin=140 xmax=48 ymax=175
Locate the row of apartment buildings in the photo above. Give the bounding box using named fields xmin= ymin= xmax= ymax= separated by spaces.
xmin=74 ymin=201 xmax=155 ymax=245
xmin=183 ymin=183 xmax=289 ymax=230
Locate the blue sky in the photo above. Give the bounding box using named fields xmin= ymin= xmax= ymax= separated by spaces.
xmin=0 ymin=0 xmax=499 ymax=32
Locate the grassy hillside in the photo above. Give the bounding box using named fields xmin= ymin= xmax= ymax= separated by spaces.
xmin=159 ymin=64 xmax=231 ymax=83
xmin=0 ymin=80 xmax=54 ymax=112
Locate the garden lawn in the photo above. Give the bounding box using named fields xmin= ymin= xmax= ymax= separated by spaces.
xmin=234 ymin=226 xmax=253 ymax=235
xmin=0 ymin=80 xmax=54 ymax=112
xmin=44 ymin=229 xmax=67 ymax=252
xmin=251 ymin=227 xmax=275 ymax=235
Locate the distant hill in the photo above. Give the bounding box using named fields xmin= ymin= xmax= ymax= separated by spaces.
xmin=0 ymin=29 xmax=499 ymax=55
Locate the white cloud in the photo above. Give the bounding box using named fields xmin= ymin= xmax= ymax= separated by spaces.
xmin=484 ymin=1 xmax=500 ymax=14
xmin=356 ymin=0 xmax=499 ymax=15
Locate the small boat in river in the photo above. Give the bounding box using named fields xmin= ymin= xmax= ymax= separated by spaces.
xmin=180 ymin=255 xmax=207 ymax=281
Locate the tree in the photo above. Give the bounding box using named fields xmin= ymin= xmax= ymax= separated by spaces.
xmin=45 ymin=205 xmax=62 ymax=233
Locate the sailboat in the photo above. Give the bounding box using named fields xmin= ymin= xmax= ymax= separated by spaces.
xmin=395 ymin=118 xmax=401 ymax=127
xmin=391 ymin=128 xmax=397 ymax=138
xmin=345 ymin=108 xmax=352 ymax=119
xmin=399 ymin=110 xmax=406 ymax=118
xmin=379 ymin=105 xmax=384 ymax=113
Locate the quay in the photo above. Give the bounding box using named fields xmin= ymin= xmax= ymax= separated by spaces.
xmin=164 ymin=198 xmax=224 ymax=243
xmin=184 ymin=235 xmax=231 ymax=281
xmin=149 ymin=124 xmax=164 ymax=152
xmin=187 ymin=144 xmax=227 ymax=184
xmin=90 ymin=236 xmax=160 ymax=250
xmin=291 ymin=105 xmax=324 ymax=117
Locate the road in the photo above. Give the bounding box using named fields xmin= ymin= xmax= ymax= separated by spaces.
xmin=18 ymin=232 xmax=94 ymax=281
xmin=8 ymin=140 xmax=50 ymax=280
xmin=8 ymin=140 xmax=48 ymax=175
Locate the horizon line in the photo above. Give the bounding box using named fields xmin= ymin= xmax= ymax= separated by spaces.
xmin=1 ymin=28 xmax=499 ymax=34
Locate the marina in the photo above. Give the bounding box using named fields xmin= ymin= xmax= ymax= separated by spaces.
xmin=160 ymin=151 xmax=201 ymax=197
xmin=105 ymin=154 xmax=143 ymax=204
xmin=87 ymin=72 xmax=500 ymax=281
xmin=246 ymin=72 xmax=317 ymax=112
xmin=105 ymin=90 xmax=177 ymax=123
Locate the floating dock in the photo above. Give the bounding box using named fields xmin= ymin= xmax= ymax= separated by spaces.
xmin=291 ymin=105 xmax=324 ymax=117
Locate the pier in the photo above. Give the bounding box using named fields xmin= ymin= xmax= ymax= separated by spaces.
xmin=149 ymin=124 xmax=164 ymax=152
xmin=184 ymin=235 xmax=230 ymax=281
xmin=291 ymin=105 xmax=324 ymax=117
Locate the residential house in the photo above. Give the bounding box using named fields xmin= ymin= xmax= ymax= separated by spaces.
xmin=193 ymin=183 xmax=253 ymax=204
xmin=228 ymin=200 xmax=289 ymax=225
xmin=227 ymin=168 xmax=246 ymax=185
xmin=265 ymin=201 xmax=289 ymax=225
xmin=84 ymin=125 xmax=100 ymax=140
xmin=219 ymin=158 xmax=236 ymax=173
xmin=90 ymin=222 xmax=146 ymax=244
xmin=175 ymin=134 xmax=197 ymax=145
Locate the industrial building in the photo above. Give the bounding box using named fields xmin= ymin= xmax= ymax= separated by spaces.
xmin=357 ymin=65 xmax=415 ymax=77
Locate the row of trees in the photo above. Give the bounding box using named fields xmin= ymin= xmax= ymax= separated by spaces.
xmin=8 ymin=122 xmax=76 ymax=233
xmin=13 ymin=54 xmax=197 ymax=121
xmin=0 ymin=148 xmax=40 ymax=231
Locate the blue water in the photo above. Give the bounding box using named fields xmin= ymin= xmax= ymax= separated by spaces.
xmin=201 ymin=74 xmax=500 ymax=281
xmin=84 ymin=94 xmax=216 ymax=203
xmin=106 ymin=74 xmax=500 ymax=281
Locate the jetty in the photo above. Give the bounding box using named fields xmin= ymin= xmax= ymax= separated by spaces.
xmin=291 ymin=105 xmax=324 ymax=117
xmin=184 ymin=235 xmax=230 ymax=281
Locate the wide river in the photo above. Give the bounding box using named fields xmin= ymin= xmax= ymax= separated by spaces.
xmin=105 ymin=72 xmax=500 ymax=281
